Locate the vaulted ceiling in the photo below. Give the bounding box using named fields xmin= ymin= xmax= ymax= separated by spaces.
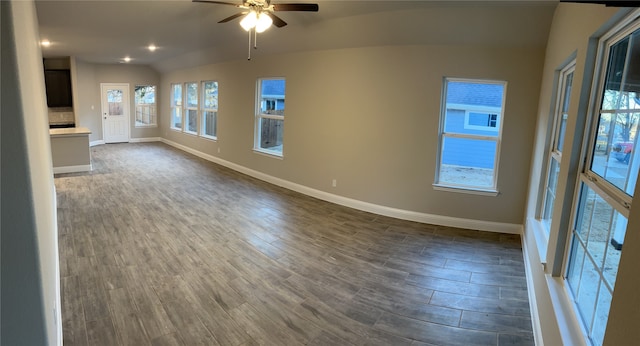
xmin=35 ymin=0 xmax=559 ymax=72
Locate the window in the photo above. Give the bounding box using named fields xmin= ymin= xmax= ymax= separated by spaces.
xmin=255 ymin=78 xmax=285 ymax=156
xmin=185 ymin=82 xmax=198 ymax=134
xmin=170 ymin=83 xmax=182 ymax=130
xmin=435 ymin=78 xmax=507 ymax=192
xmin=464 ymin=111 xmax=499 ymax=131
xmin=541 ymin=61 xmax=575 ymax=233
xmin=566 ymin=20 xmax=640 ymax=346
xmin=201 ymin=81 xmax=218 ymax=139
xmin=134 ymin=85 xmax=157 ymax=127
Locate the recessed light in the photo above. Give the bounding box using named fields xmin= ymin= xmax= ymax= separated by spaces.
xmin=123 ymin=56 xmax=131 ymax=62
xmin=148 ymin=44 xmax=157 ymax=52
xmin=41 ymin=39 xmax=51 ymax=47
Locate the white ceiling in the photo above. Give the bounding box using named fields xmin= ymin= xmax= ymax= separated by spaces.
xmin=35 ymin=0 xmax=560 ymax=72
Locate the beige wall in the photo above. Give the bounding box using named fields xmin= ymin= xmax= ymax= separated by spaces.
xmin=74 ymin=61 xmax=161 ymax=142
xmin=1 ymin=0 xmax=61 ymax=343
xmin=161 ymin=44 xmax=545 ymax=225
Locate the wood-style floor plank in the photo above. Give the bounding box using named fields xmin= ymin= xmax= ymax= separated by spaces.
xmin=56 ymin=142 xmax=534 ymax=346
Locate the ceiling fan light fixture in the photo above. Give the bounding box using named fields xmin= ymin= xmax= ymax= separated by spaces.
xmin=255 ymin=12 xmax=273 ymax=33
xmin=240 ymin=11 xmax=258 ymax=31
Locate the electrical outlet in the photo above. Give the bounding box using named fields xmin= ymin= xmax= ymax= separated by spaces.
xmin=217 ymin=147 xmax=221 ymax=153
xmin=332 ymin=179 xmax=337 ymax=188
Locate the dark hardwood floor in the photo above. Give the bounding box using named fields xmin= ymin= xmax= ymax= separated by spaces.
xmin=55 ymin=142 xmax=534 ymax=346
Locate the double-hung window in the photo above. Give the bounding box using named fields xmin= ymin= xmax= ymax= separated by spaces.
xmin=185 ymin=82 xmax=198 ymax=134
xmin=541 ymin=61 xmax=575 ymax=233
xmin=254 ymin=78 xmax=285 ymax=156
xmin=134 ymin=85 xmax=157 ymax=127
xmin=566 ymin=18 xmax=640 ymax=346
xmin=201 ymin=81 xmax=218 ymax=139
xmin=435 ymin=78 xmax=507 ymax=193
xmin=170 ymin=83 xmax=182 ymax=130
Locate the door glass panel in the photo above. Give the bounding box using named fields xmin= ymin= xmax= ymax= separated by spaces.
xmin=107 ymin=89 xmax=123 ymax=116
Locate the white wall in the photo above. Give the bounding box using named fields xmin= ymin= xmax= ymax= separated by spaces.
xmin=1 ymin=0 xmax=62 ymax=344
xmin=160 ymin=44 xmax=545 ymax=228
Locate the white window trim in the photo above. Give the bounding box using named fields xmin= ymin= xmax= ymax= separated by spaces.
xmin=184 ymin=82 xmax=198 ymax=135
xmin=434 ymin=78 xmax=507 ymax=194
xmin=170 ymin=83 xmax=183 ymax=131
xmin=134 ymin=85 xmax=157 ymax=128
xmin=201 ymin=80 xmax=218 ymax=140
xmin=254 ymin=78 xmax=285 ymax=158
xmin=446 ymin=104 xmax=502 ymax=132
xmin=539 ymin=60 xmax=576 ymax=232
xmin=463 ymin=111 xmax=499 ymax=132
xmin=560 ymin=10 xmax=640 ymax=345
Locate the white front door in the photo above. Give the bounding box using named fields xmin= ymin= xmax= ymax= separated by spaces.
xmin=101 ymin=83 xmax=130 ymax=143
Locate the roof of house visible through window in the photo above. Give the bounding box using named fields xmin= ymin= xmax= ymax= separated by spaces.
xmin=262 ymin=79 xmax=286 ymax=98
xmin=447 ymin=82 xmax=503 ymax=108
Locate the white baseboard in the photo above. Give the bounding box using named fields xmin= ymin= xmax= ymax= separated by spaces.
xmin=161 ymin=138 xmax=522 ymax=234
xmin=53 ymin=164 xmax=91 ymax=174
xmin=521 ymin=233 xmax=544 ymax=346
xmin=130 ymin=137 xmax=161 ymax=143
xmin=90 ymin=140 xmax=104 ymax=147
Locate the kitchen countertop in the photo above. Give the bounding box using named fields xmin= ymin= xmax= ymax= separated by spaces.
xmin=49 ymin=127 xmax=91 ymax=137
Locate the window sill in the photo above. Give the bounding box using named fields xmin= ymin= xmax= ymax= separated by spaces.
xmin=527 ymin=217 xmax=549 ymax=268
xmin=201 ymin=135 xmax=217 ymax=142
xmin=170 ymin=127 xmax=182 ymax=132
xmin=432 ymin=184 xmax=499 ymax=196
xmin=253 ymin=148 xmax=283 ymax=160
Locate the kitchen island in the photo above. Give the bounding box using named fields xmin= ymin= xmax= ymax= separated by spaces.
xmin=49 ymin=127 xmax=92 ymax=174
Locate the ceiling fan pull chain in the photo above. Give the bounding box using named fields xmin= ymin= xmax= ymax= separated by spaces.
xmin=254 ymin=29 xmax=258 ymax=50
xmin=247 ymin=28 xmax=252 ymax=60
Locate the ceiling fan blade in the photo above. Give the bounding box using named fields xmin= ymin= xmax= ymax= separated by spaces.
xmin=559 ymin=0 xmax=640 ymax=6
xmin=272 ymin=3 xmax=319 ymax=12
xmin=266 ymin=12 xmax=288 ymax=28
xmin=218 ymin=12 xmax=246 ymax=23
xmin=192 ymin=0 xmax=242 ymax=7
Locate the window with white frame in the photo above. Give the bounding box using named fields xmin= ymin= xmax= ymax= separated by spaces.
xmin=435 ymin=78 xmax=507 ymax=192
xmin=541 ymin=61 xmax=575 ymax=233
xmin=464 ymin=110 xmax=500 ymax=131
xmin=185 ymin=82 xmax=198 ymax=134
xmin=134 ymin=85 xmax=157 ymax=127
xmin=254 ymin=78 xmax=285 ymax=156
xmin=170 ymin=83 xmax=182 ymax=130
xmin=201 ymin=81 xmax=218 ymax=139
xmin=565 ymin=19 xmax=640 ymax=346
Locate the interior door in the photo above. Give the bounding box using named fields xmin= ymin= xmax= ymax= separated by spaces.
xmin=101 ymin=83 xmax=130 ymax=143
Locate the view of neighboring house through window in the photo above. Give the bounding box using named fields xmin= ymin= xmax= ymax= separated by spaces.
xmin=134 ymin=85 xmax=156 ymax=127
xmin=435 ymin=78 xmax=506 ymax=192
xmin=171 ymin=83 xmax=182 ymax=130
xmin=541 ymin=61 xmax=575 ymax=233
xmin=566 ymin=20 xmax=640 ymax=346
xmin=201 ymin=81 xmax=218 ymax=139
xmin=255 ymin=78 xmax=285 ymax=156
xmin=185 ymin=82 xmax=198 ymax=134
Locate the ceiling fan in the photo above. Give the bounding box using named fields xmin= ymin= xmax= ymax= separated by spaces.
xmin=193 ymin=0 xmax=318 ymax=59
xmin=193 ymin=0 xmax=319 ymax=29
xmin=558 ymin=0 xmax=640 ymax=6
